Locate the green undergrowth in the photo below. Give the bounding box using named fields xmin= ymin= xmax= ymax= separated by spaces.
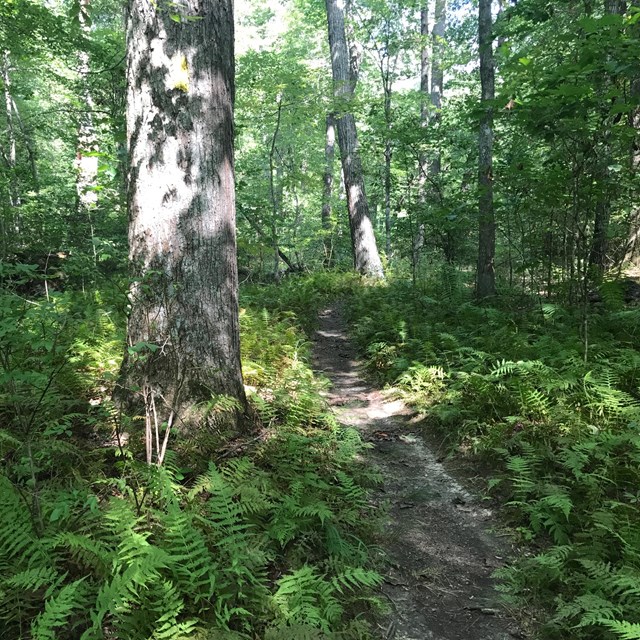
xmin=343 ymin=271 xmax=640 ymax=640
xmin=0 ymin=268 xmax=382 ymax=639
xmin=242 ymin=271 xmax=362 ymax=332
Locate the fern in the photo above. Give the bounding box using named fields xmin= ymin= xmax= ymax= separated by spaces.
xmin=5 ymin=566 xmax=60 ymax=593
xmin=161 ymin=501 xmax=219 ymax=608
xmin=31 ymin=579 xmax=88 ymax=640
xmin=332 ymin=568 xmax=382 ymax=594
xmin=264 ymin=625 xmax=330 ymax=639
xmin=0 ymin=476 xmax=45 ymax=565
xmin=603 ymin=621 xmax=640 ymax=640
xmin=273 ymin=566 xmax=342 ymax=632
xmin=0 ymin=276 xmax=389 ymax=639
xmin=52 ymin=531 xmax=112 ymax=576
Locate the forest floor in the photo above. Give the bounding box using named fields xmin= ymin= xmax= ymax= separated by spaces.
xmin=312 ymin=305 xmax=530 ymax=640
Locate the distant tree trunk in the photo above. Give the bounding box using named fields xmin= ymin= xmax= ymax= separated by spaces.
xmin=431 ymin=0 xmax=448 ymax=260
xmin=420 ymin=4 xmax=430 ymax=124
xmin=589 ymin=0 xmax=624 ymax=279
xmin=268 ymin=94 xmax=283 ymax=280
xmin=476 ymin=0 xmax=497 ymax=298
xmin=2 ymin=51 xmax=19 ymax=213
xmin=383 ymin=70 xmax=392 ymax=258
xmin=430 ymin=0 xmax=445 ymax=178
xmin=118 ymin=0 xmax=247 ymax=456
xmin=414 ymin=3 xmax=429 ymax=272
xmin=74 ymin=0 xmax=99 ymax=263
xmin=624 ymin=77 xmax=640 ymax=265
xmin=239 ymin=207 xmax=296 ymax=272
xmin=325 ymin=0 xmax=384 ymax=278
xmin=11 ymin=97 xmax=38 ymax=191
xmin=322 ymin=113 xmax=336 ymax=267
xmin=588 ymin=179 xmax=610 ymax=278
xmin=371 ymin=8 xmax=398 ymax=260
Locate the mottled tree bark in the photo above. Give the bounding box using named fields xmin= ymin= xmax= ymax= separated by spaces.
xmin=322 ymin=113 xmax=336 ymax=267
xmin=476 ymin=0 xmax=496 ymax=298
xmin=118 ymin=0 xmax=247 ymax=452
xmin=325 ymin=0 xmax=384 ymax=278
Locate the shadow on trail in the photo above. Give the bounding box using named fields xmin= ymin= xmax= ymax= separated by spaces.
xmin=312 ymin=305 xmax=527 ymax=640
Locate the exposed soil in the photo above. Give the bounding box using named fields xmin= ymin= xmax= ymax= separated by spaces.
xmin=312 ymin=305 xmax=528 ymax=640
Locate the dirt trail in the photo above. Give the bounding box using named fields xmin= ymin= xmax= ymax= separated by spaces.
xmin=312 ymin=306 xmax=526 ymax=640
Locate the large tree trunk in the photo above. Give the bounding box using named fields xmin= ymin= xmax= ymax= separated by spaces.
xmin=321 ymin=113 xmax=336 ymax=267
xmin=118 ymin=0 xmax=247 ymax=457
xmin=476 ymin=0 xmax=497 ymax=298
xmin=325 ymin=0 xmax=384 ymax=279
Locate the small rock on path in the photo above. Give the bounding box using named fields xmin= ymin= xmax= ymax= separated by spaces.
xmin=312 ymin=305 xmax=527 ymax=640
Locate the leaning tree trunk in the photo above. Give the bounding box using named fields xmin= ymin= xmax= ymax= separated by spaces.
xmin=476 ymin=0 xmax=497 ymax=298
xmin=118 ymin=0 xmax=247 ymax=459
xmin=325 ymin=0 xmax=384 ymax=279
xmin=321 ymin=113 xmax=336 ymax=267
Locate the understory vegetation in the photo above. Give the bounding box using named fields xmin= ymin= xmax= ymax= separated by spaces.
xmin=345 ymin=269 xmax=640 ymax=640
xmin=0 ymin=270 xmax=382 ymax=640
xmin=4 ymin=264 xmax=640 ymax=640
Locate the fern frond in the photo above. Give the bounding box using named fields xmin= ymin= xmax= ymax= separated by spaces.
xmin=31 ymin=578 xmax=89 ymax=640
xmin=52 ymin=532 xmax=112 ymax=576
xmin=5 ymin=566 xmax=60 ymax=593
xmin=331 ymin=568 xmax=382 ymax=594
xmin=602 ymin=620 xmax=640 ymax=640
xmin=0 ymin=476 xmax=45 ymax=565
